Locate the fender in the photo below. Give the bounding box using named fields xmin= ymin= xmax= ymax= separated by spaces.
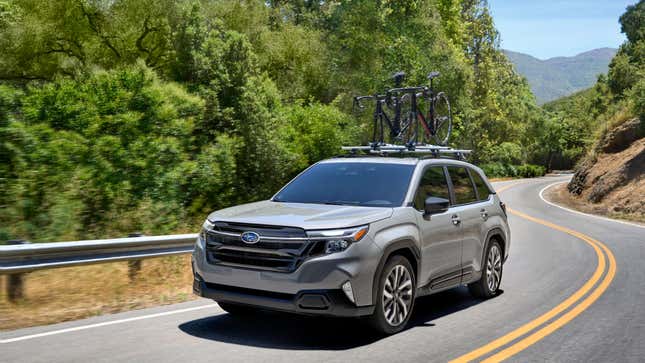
xmin=371 ymin=239 xmax=421 ymax=304
xmin=482 ymin=227 xmax=507 ymax=267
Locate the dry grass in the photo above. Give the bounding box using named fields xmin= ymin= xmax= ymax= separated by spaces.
xmin=545 ymin=183 xmax=645 ymax=224
xmin=0 ymin=255 xmax=197 ymax=331
xmin=606 ymin=106 xmax=635 ymax=130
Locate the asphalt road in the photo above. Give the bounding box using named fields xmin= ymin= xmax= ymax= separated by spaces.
xmin=2 ymin=177 xmax=644 ymax=362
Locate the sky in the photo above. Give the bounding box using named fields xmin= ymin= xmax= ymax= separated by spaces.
xmin=489 ymin=0 xmax=635 ymax=60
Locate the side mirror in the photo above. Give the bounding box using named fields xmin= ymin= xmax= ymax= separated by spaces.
xmin=424 ymin=197 xmax=450 ymax=216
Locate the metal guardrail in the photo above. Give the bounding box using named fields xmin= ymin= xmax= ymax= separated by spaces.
xmin=0 ymin=234 xmax=197 ymax=274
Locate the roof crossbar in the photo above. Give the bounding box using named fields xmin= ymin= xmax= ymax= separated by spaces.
xmin=340 ymin=143 xmax=472 ymax=160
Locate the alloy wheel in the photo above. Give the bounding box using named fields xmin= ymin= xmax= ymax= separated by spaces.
xmin=486 ymin=245 xmax=502 ymax=292
xmin=382 ymin=264 xmax=413 ymax=326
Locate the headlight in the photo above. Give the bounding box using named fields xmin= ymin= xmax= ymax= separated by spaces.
xmin=197 ymin=219 xmax=214 ymax=249
xmin=306 ymin=225 xmax=369 ymax=254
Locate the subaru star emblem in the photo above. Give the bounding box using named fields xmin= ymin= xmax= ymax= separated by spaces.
xmin=240 ymin=231 xmax=260 ymax=244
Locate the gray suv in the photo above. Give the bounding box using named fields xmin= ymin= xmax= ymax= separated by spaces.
xmin=192 ymin=157 xmax=510 ymax=334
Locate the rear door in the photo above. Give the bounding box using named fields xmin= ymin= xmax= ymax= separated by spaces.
xmin=446 ymin=166 xmax=488 ymax=283
xmin=466 ymin=169 xmax=498 ymax=274
xmin=413 ymin=165 xmax=463 ymax=289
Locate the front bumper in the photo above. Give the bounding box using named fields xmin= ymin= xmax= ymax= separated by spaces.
xmin=193 ymin=276 xmax=374 ymax=317
xmin=192 ymin=234 xmax=382 ymax=310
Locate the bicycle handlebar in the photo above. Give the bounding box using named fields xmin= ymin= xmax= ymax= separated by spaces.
xmin=387 ymin=86 xmax=427 ymax=95
xmin=400 ymin=90 xmax=428 ymax=101
xmin=353 ymin=94 xmax=390 ymax=110
xmin=353 ymin=95 xmax=373 ymax=110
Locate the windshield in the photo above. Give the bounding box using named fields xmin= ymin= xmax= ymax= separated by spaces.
xmin=273 ymin=162 xmax=415 ymax=207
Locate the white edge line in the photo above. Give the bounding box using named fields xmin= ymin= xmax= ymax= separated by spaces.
xmin=539 ymin=181 xmax=645 ymax=229
xmin=1 ymin=303 xmax=219 ymax=344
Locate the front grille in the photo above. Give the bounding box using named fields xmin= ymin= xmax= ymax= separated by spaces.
xmin=205 ymin=221 xmax=325 ymax=273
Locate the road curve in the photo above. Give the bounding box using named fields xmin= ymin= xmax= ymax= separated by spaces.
xmin=2 ymin=177 xmax=644 ymax=363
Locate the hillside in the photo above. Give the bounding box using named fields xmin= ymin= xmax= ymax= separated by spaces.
xmin=548 ymin=118 xmax=644 ymax=222
xmin=504 ymin=48 xmax=616 ymax=104
xmin=541 ymin=1 xmax=644 ymax=222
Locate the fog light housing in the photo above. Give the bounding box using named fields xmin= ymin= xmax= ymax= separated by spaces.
xmin=325 ymin=239 xmax=349 ymax=254
xmin=342 ymin=281 xmax=355 ymax=304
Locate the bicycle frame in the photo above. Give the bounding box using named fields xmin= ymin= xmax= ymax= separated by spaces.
xmin=416 ymin=89 xmax=437 ymax=140
xmin=355 ymin=94 xmax=403 ymax=146
xmin=388 ymin=86 xmax=426 ymax=146
xmin=415 ymin=76 xmax=445 ymax=143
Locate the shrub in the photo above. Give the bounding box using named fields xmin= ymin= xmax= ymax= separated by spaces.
xmin=481 ymin=163 xmax=545 ymax=178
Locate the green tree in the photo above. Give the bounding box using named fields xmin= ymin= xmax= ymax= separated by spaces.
xmin=0 ymin=0 xmax=560 ymax=241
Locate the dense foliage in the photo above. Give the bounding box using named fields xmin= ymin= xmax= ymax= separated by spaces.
xmin=0 ymin=0 xmax=557 ymax=242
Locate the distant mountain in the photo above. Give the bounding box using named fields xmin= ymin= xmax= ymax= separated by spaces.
xmin=504 ymin=48 xmax=617 ymax=104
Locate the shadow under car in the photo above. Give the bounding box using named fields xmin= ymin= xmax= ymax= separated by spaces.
xmin=178 ymin=286 xmax=497 ymax=350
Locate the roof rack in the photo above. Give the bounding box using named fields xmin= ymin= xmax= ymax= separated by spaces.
xmin=340 ymin=143 xmax=472 ymax=160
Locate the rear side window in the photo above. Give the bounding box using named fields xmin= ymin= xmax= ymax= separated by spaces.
xmin=447 ymin=166 xmax=477 ymax=205
xmin=470 ymin=169 xmax=492 ymax=200
xmin=413 ymin=167 xmax=450 ymax=210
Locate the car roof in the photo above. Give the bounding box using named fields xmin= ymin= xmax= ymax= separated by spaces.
xmin=320 ymin=157 xmax=419 ymax=165
xmin=321 ymin=156 xmax=479 ymax=168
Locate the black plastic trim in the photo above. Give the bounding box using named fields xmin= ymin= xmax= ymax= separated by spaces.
xmin=371 ymin=239 xmax=421 ymax=304
xmin=483 ymin=227 xmax=507 ymax=263
xmin=194 ymin=279 xmax=374 ymax=317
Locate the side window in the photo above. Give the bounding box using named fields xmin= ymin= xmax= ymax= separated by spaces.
xmin=470 ymin=169 xmax=492 ymax=201
xmin=447 ymin=166 xmax=477 ymax=205
xmin=413 ymin=166 xmax=450 ymax=210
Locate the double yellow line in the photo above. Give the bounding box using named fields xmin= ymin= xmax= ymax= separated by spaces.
xmin=449 ymin=182 xmax=617 ymax=363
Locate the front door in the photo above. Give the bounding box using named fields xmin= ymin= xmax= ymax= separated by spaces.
xmin=413 ymin=166 xmax=463 ymax=289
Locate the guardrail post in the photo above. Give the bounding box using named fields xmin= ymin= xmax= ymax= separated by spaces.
xmin=7 ymin=240 xmax=29 ymax=302
xmin=127 ymin=233 xmax=143 ymax=281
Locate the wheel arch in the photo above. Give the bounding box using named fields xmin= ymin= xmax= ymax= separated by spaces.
xmin=371 ymin=239 xmax=421 ymax=304
xmin=483 ymin=227 xmax=507 ymax=265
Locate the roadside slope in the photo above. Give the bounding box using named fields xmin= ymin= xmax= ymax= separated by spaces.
xmin=564 ymin=117 xmax=644 ymax=222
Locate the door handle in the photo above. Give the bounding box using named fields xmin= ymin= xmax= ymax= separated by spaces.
xmin=451 ymin=214 xmax=461 ymax=225
xmin=480 ymin=209 xmax=489 ymax=220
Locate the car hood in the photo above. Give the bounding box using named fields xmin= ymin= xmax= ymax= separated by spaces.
xmin=207 ymin=200 xmax=393 ymax=230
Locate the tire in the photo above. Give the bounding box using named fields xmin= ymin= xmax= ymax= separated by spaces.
xmin=217 ymin=302 xmax=256 ymax=316
xmin=366 ymin=255 xmax=416 ymax=335
xmin=432 ymin=92 xmax=452 ymax=146
xmin=468 ymin=240 xmax=503 ymax=298
xmin=401 ymin=111 xmax=418 ymax=146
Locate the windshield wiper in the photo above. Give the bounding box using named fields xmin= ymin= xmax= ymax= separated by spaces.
xmin=272 ymin=199 xmax=362 ymax=206
xmin=320 ymin=200 xmax=361 ymax=206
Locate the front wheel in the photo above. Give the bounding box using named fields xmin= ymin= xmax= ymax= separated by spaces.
xmin=468 ymin=240 xmax=503 ymax=298
xmin=366 ymin=255 xmax=416 ymax=335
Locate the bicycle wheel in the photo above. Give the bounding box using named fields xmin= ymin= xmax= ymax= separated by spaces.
xmin=400 ymin=110 xmax=417 ymax=146
xmin=392 ymin=95 xmax=412 ymax=144
xmin=432 ymin=92 xmax=452 ymax=146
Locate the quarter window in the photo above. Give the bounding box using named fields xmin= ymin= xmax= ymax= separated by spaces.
xmin=470 ymin=169 xmax=492 ymax=201
xmin=447 ymin=167 xmax=477 ymax=205
xmin=413 ymin=167 xmax=450 ymax=210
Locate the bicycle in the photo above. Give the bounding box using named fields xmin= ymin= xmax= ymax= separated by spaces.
xmin=353 ymin=72 xmax=407 ymax=146
xmin=353 ymin=71 xmax=452 ymax=148
xmin=415 ymin=71 xmax=452 ymax=146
